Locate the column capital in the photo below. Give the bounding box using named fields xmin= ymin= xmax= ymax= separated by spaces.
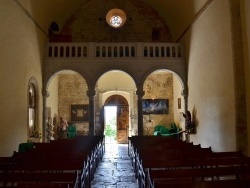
xmin=87 ymin=90 xmax=96 ymax=97
xmin=181 ymin=89 xmax=188 ymax=98
xmin=42 ymin=89 xmax=49 ymax=97
xmin=136 ymin=90 xmax=145 ymax=97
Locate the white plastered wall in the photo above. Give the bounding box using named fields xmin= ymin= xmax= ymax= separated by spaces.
xmin=173 ymin=76 xmax=185 ymax=130
xmin=181 ymin=0 xmax=236 ymax=152
xmin=0 ymin=1 xmax=44 ymax=156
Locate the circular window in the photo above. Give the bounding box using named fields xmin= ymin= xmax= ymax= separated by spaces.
xmin=110 ymin=15 xmax=122 ymax=27
xmin=106 ymin=9 xmax=126 ymax=28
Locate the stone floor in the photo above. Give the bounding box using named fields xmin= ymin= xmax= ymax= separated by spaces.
xmin=91 ymin=143 xmax=139 ymax=188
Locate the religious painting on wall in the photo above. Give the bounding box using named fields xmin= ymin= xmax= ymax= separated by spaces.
xmin=142 ymin=99 xmax=169 ymax=114
xmin=71 ymin=104 xmax=89 ymax=121
xmin=117 ymin=106 xmax=129 ymax=130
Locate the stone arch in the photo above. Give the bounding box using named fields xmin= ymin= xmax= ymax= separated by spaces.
xmin=141 ymin=68 xmax=186 ymax=92
xmin=139 ymin=68 xmax=188 ymax=135
xmin=96 ymin=70 xmax=137 ymax=137
xmin=43 ymin=70 xmax=90 ymax=139
xmin=44 ymin=69 xmax=90 ymax=92
xmin=42 ymin=59 xmax=187 ymax=136
xmin=141 ymin=67 xmax=188 ymax=110
xmin=91 ymin=68 xmax=140 ymax=91
xmin=105 ymin=94 xmax=129 ymax=106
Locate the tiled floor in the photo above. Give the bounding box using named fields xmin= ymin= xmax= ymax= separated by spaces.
xmin=91 ymin=143 xmax=139 ymax=188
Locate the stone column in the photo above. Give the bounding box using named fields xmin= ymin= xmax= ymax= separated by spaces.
xmin=42 ymin=89 xmax=49 ymax=142
xmin=87 ymin=89 xmax=96 ymax=135
xmin=181 ymin=88 xmax=188 ymax=113
xmin=136 ymin=89 xmax=145 ymax=136
xmin=181 ymin=88 xmax=189 ymax=142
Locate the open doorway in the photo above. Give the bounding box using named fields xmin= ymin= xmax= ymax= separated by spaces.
xmin=104 ymin=106 xmax=117 ymax=143
xmin=103 ymin=94 xmax=129 ymax=143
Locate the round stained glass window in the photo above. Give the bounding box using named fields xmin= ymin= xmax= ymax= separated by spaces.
xmin=110 ymin=15 xmax=122 ymax=27
xmin=106 ymin=9 xmax=126 ymax=28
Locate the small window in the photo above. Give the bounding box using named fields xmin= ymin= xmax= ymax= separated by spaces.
xmin=106 ymin=9 xmax=127 ymax=28
xmin=28 ymin=77 xmax=38 ymax=139
xmin=110 ymin=15 xmax=122 ymax=28
xmin=152 ymin=28 xmax=162 ymax=41
xmin=96 ymin=46 xmax=100 ymax=57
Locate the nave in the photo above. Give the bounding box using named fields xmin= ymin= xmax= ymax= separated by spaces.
xmin=91 ymin=144 xmax=139 ymax=188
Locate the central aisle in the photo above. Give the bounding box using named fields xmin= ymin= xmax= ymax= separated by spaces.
xmin=91 ymin=143 xmax=139 ymax=188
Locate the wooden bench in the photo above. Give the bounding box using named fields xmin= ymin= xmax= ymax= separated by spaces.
xmin=0 ymin=136 xmax=105 ymax=188
xmin=16 ymin=182 xmax=75 ymax=188
xmin=128 ymin=136 xmax=249 ymax=188
xmin=153 ymin=179 xmax=250 ymax=188
xmin=145 ymin=156 xmax=250 ymax=188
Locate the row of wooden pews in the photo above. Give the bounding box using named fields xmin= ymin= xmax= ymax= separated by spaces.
xmin=128 ymin=136 xmax=250 ymax=188
xmin=0 ymin=136 xmax=105 ymax=188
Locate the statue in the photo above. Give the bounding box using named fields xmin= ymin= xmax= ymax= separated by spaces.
xmin=183 ymin=111 xmax=195 ymax=133
xmin=46 ymin=117 xmax=55 ymax=141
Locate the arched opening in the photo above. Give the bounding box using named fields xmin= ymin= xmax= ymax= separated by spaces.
xmin=46 ymin=70 xmax=88 ymax=142
xmin=143 ymin=69 xmax=185 ymax=137
xmin=43 ymin=68 xmax=185 ymax=140
xmin=104 ymin=95 xmax=129 ymax=144
xmin=27 ymin=77 xmax=39 ymax=142
xmin=97 ymin=70 xmax=137 ymax=139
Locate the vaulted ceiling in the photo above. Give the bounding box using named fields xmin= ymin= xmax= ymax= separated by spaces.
xmin=17 ymin=0 xmax=210 ymax=42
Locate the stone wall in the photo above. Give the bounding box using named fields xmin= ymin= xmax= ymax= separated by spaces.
xmin=58 ymin=73 xmax=89 ymax=135
xmin=143 ymin=72 xmax=174 ymax=135
xmin=57 ymin=0 xmax=172 ymax=42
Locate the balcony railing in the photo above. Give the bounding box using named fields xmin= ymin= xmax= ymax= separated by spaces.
xmin=45 ymin=42 xmax=185 ymax=59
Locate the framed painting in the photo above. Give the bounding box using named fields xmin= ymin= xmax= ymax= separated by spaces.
xmin=71 ymin=104 xmax=89 ymax=122
xmin=142 ymin=99 xmax=169 ymax=114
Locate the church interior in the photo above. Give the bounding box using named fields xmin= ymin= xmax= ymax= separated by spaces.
xmin=1 ymin=0 xmax=250 ymax=187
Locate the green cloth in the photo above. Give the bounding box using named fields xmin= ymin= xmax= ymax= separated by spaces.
xmin=154 ymin=125 xmax=165 ymax=132
xmin=18 ymin=143 xmax=34 ymax=152
xmin=68 ymin=125 xmax=76 ymax=132
xmin=160 ymin=127 xmax=169 ymax=134
xmin=67 ymin=125 xmax=77 ymax=138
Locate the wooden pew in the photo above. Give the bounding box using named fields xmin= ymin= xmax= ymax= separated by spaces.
xmin=135 ymin=146 xmax=213 ymax=183
xmin=129 ymin=136 xmax=249 ymax=188
xmin=17 ymin=182 xmax=75 ymax=188
xmin=148 ymin=165 xmax=247 ymax=187
xmin=0 ymin=136 xmax=105 ymax=188
xmin=1 ymin=152 xmax=86 ymax=187
xmin=146 ymin=156 xmax=250 ymax=188
xmin=153 ymin=179 xmax=250 ymax=188
xmin=129 ymin=136 xmax=194 ymax=171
